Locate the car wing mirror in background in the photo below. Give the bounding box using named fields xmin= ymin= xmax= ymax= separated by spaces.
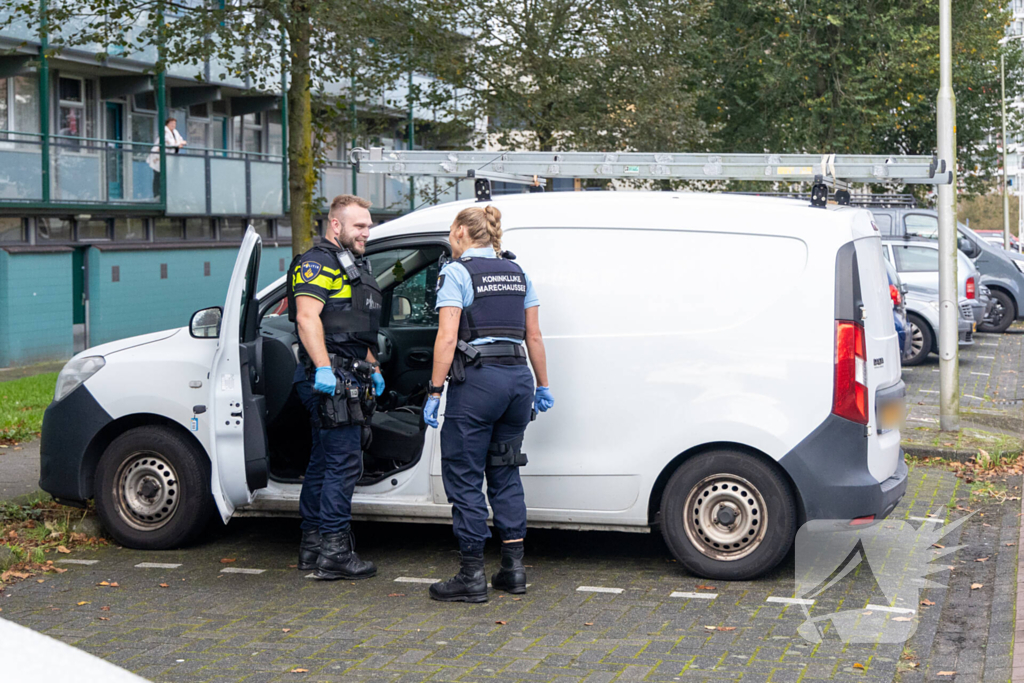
xmin=957 ymin=237 xmax=976 ymax=256
xmin=190 ymin=306 xmax=223 ymax=338
xmin=391 ymin=295 xmax=412 ymax=322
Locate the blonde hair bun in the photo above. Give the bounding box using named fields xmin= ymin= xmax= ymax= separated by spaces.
xmin=455 ymin=205 xmax=503 ymax=256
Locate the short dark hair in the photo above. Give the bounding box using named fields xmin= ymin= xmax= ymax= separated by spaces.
xmin=328 ymin=194 xmax=372 ymax=222
xmin=165 ymin=117 xmax=176 ymax=126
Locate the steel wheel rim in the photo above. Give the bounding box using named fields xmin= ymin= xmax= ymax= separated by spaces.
xmin=909 ymin=322 xmax=924 ymax=357
xmin=991 ymin=301 xmax=1007 ymax=326
xmin=114 ymin=452 xmax=180 ymax=531
xmin=683 ymin=474 xmax=768 ymax=561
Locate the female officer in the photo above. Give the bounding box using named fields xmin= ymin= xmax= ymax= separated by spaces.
xmin=423 ymin=205 xmax=554 ymax=603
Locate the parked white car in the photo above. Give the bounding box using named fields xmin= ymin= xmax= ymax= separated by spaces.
xmin=40 ymin=192 xmax=907 ymax=580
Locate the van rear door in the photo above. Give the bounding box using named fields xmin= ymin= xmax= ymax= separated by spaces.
xmin=852 ymin=229 xmax=903 ymax=484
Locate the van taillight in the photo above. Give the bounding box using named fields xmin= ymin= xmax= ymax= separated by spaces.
xmin=889 ymin=284 xmax=901 ymax=307
xmin=966 ymin=277 xmax=976 ymax=300
xmin=833 ymin=321 xmax=868 ymax=425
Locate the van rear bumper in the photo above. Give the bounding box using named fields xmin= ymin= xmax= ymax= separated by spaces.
xmin=778 ymin=414 xmax=908 ymax=522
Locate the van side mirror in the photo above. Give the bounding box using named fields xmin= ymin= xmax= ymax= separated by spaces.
xmin=958 ymin=236 xmax=977 ymax=256
xmin=190 ymin=306 xmax=222 ymax=338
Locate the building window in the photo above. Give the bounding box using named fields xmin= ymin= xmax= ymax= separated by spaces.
xmin=276 ymin=217 xmax=291 ymax=239
xmin=133 ymin=92 xmax=156 ymax=112
xmin=57 ymin=77 xmax=84 ymax=142
xmin=268 ymin=110 xmax=283 ymax=156
xmin=36 ymin=216 xmax=73 ymax=241
xmin=77 ymin=217 xmax=111 ymax=241
xmin=0 ymin=74 xmax=41 ymax=137
xmin=251 ymin=219 xmax=271 ymax=238
xmin=154 ymin=217 xmax=185 ymax=240
xmin=235 ymin=112 xmax=263 ymax=154
xmin=0 ymin=217 xmax=26 ymax=242
xmin=114 ymin=217 xmax=147 ymax=241
xmin=186 ymin=217 xmax=214 ymax=240
xmin=187 ymin=102 xmax=210 ymax=149
xmin=219 ymin=217 xmax=245 ymax=240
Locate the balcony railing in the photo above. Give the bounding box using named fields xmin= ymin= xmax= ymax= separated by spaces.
xmin=0 ymin=132 xmax=161 ymax=205
xmin=166 ymin=146 xmax=285 ymax=216
xmin=318 ymin=161 xmax=477 ymax=214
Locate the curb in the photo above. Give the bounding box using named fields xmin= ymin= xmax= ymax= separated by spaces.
xmin=902 ymin=444 xmax=1019 ymax=464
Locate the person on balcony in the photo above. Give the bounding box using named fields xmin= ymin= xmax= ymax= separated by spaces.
xmin=145 ymin=118 xmax=187 ymax=198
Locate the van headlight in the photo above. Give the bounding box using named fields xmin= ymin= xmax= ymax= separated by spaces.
xmin=54 ymin=356 xmax=105 ymax=402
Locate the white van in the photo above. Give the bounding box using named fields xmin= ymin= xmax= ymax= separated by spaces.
xmin=39 ymin=192 xmax=907 ymax=580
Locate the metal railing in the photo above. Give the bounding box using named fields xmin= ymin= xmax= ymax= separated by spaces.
xmin=165 ymin=144 xmax=285 ymax=216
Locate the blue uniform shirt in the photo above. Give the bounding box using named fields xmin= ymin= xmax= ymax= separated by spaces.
xmin=435 ymin=247 xmax=539 ymax=345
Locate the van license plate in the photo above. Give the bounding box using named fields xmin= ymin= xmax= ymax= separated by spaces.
xmin=878 ymin=400 xmax=905 ymax=431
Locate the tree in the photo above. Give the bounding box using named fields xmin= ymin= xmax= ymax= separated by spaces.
xmin=438 ymin=0 xmax=714 ymax=160
xmin=696 ymin=0 xmax=1023 ymax=198
xmin=0 ymin=0 xmax=451 ymax=254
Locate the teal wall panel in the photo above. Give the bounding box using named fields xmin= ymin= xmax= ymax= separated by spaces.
xmin=0 ymin=251 xmax=74 ymax=367
xmin=86 ymin=245 xmax=292 ymax=347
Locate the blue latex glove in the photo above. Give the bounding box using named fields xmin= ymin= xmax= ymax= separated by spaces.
xmin=423 ymin=395 xmax=440 ymax=428
xmin=371 ymin=372 xmax=385 ymax=397
xmin=313 ymin=366 xmax=337 ymax=395
xmin=535 ymin=386 xmax=554 ymax=412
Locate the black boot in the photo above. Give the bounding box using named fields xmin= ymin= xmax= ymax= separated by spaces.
xmin=313 ymin=530 xmax=376 ymax=580
xmin=429 ymin=553 xmax=488 ymax=603
xmin=491 ymin=542 xmax=527 ymax=594
xmin=297 ymin=529 xmax=321 ymax=571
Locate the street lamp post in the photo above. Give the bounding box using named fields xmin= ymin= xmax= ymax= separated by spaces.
xmin=1003 ymin=54 xmax=1012 ymax=251
xmin=937 ymin=0 xmax=960 ymax=432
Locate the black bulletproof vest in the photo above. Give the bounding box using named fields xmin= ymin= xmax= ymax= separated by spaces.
xmin=457 ymin=257 xmax=527 ymax=342
xmin=293 ymin=244 xmax=382 ymax=359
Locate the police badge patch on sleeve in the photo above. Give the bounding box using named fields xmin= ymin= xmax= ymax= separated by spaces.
xmin=300 ymin=261 xmax=322 ymax=283
xmin=436 ymin=273 xmax=446 ymax=292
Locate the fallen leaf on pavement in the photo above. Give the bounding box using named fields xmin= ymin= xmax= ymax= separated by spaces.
xmin=971 ymin=583 xmax=983 ymax=590
xmin=584 ymin=622 xmax=594 ymax=626
xmin=921 ymin=599 xmax=935 ymax=606
xmin=387 ymin=593 xmax=405 ymax=597
xmin=495 ymin=621 xmax=507 ymax=625
xmin=512 ymin=597 xmax=522 ymax=601
xmin=36 ymin=579 xmax=43 ymax=584
xmin=1007 ymin=543 xmax=1016 ymax=547
xmin=98 ymin=617 xmax=109 ymax=621
xmin=717 ymin=626 xmax=736 ymax=631
xmin=56 ymin=546 xmax=70 ymax=554
xmin=696 ymin=584 xmax=716 ymax=590
xmin=220 ymin=558 xmax=236 ymax=564
xmin=97 ymin=581 xmax=109 ymax=586
xmin=853 ymin=663 xmax=865 ymax=670
xmin=77 ymin=601 xmax=89 ymax=606
xmin=975 ymin=557 xmax=989 ymax=562
xmin=159 ymin=583 xmax=169 ymax=588
xmin=932 ymin=543 xmax=945 ymax=549
xmin=907 ymin=662 xmax=919 ymax=668
xmin=893 ymin=617 xmax=913 ymax=622
xmin=703 ymin=625 xmax=717 ymax=630
xmin=289 ymin=669 xmax=308 ymax=674
xmin=109 ymin=582 xmax=119 ymax=588
xmin=100 ymin=606 xmax=110 ymax=611
xmin=282 ymin=628 xmax=290 ymax=633
xmin=937 ymin=672 xmax=956 ymax=677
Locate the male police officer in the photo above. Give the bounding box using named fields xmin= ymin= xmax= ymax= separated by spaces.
xmin=290 ymin=194 xmax=385 ymax=580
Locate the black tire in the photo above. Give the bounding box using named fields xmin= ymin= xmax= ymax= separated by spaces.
xmin=902 ymin=314 xmax=933 ymax=367
xmin=660 ymin=450 xmax=796 ymax=581
xmin=95 ymin=426 xmax=215 ymax=549
xmin=978 ymin=289 xmax=1015 ymax=333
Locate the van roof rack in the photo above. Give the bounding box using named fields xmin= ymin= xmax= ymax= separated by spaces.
xmin=731 ymin=191 xmax=919 ymax=209
xmin=350 ymin=149 xmax=950 ymax=208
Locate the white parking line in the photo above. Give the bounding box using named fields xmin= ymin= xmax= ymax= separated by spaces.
xmin=56 ymin=559 xmax=99 ymax=565
xmin=977 ymin=355 xmax=996 ymax=359
xmin=909 ymin=516 xmax=945 ymax=524
xmin=971 ymin=372 xmax=990 ymax=376
xmin=670 ymin=592 xmax=718 ymax=600
xmin=220 ymin=568 xmax=265 ymax=575
xmin=134 ymin=562 xmax=181 ymax=569
xmin=980 ymin=343 xmax=999 ymax=347
xmin=932 ymin=369 xmax=940 ymax=372
xmin=964 ymin=394 xmax=986 ymax=401
xmin=920 ymin=390 xmax=939 ymax=393
xmin=577 ymin=586 xmax=624 ymax=594
xmin=766 ymin=596 xmax=815 ymax=606
xmin=865 ymin=604 xmax=916 ymax=614
xmin=394 ymin=577 xmax=440 ymax=584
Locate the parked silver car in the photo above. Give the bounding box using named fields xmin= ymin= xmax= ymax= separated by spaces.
xmin=881 ymin=237 xmax=989 ymax=326
xmin=901 ymin=290 xmax=975 ymax=366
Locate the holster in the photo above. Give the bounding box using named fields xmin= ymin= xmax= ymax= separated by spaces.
xmin=311 ymin=354 xmax=377 ymax=429
xmin=487 ymin=436 xmax=528 ymax=468
xmin=450 ymin=340 xmax=481 ymax=384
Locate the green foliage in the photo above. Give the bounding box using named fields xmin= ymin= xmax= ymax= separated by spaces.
xmin=958 ymin=192 xmax=1021 ymax=234
xmin=697 ymin=0 xmax=1022 ymax=197
xmin=0 ymin=372 xmax=58 ymax=443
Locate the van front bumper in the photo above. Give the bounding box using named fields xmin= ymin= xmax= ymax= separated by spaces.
xmin=778 ymin=414 xmax=908 ymax=523
xmin=39 ymin=385 xmax=112 ymax=505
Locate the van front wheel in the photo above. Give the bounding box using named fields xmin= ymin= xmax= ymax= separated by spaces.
xmin=95 ymin=426 xmax=215 ymax=550
xmin=660 ymin=450 xmax=796 ymax=580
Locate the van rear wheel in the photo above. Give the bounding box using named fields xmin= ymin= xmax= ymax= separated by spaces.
xmin=660 ymin=450 xmax=795 ymax=581
xmin=95 ymin=426 xmax=214 ymax=550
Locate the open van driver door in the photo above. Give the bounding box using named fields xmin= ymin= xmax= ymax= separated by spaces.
xmin=206 ymin=226 xmax=269 ymax=519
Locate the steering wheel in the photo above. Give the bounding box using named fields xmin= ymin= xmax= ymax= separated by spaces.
xmin=377 ymin=329 xmax=395 ymax=365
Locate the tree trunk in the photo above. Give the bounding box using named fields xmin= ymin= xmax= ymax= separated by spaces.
xmin=288 ymin=2 xmax=315 ymax=257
